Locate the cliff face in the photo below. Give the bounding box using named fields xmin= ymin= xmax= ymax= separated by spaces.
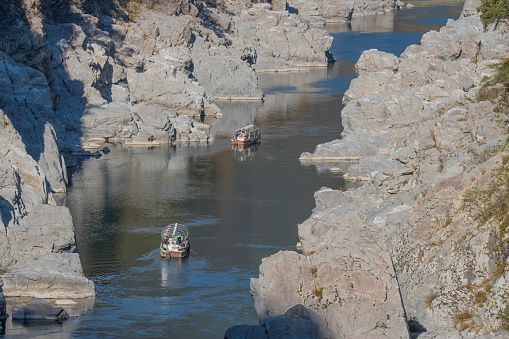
xmin=251 ymin=0 xmax=509 ymax=337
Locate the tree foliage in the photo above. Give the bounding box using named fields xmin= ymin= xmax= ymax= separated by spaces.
xmin=478 ymin=0 xmax=509 ymax=29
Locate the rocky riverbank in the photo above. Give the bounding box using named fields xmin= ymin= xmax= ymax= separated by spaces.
xmin=246 ymin=0 xmax=509 ymax=338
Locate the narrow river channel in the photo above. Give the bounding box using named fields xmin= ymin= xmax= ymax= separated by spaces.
xmin=4 ymin=1 xmax=464 ymax=337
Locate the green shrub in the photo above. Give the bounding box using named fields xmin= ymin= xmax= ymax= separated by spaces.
xmin=477 ymin=59 xmax=509 ymax=116
xmin=478 ymin=0 xmax=509 ymax=29
xmin=463 ymin=162 xmax=509 ymax=278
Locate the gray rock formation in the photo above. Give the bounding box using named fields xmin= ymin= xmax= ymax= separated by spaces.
xmin=199 ymin=3 xmax=334 ymax=72
xmin=2 ymin=254 xmax=95 ymax=299
xmin=252 ymin=0 xmax=509 ymax=337
xmin=251 ymin=190 xmax=409 ymax=338
xmin=285 ymin=0 xmax=397 ymax=24
xmin=352 ymin=0 xmax=398 ymax=16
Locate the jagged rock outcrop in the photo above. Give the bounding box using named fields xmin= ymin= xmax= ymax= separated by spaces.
xmin=285 ymin=0 xmax=397 ymax=25
xmin=0 ymin=0 xmax=333 ymax=147
xmin=251 ymin=0 xmax=509 ymax=337
xmin=0 ymin=104 xmax=95 ymax=299
xmin=352 ymin=0 xmax=398 ymax=16
xmin=250 ymin=188 xmax=409 ymax=338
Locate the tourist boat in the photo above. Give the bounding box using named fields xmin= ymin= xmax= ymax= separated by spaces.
xmin=160 ymin=223 xmax=190 ymax=258
xmin=231 ymin=125 xmax=261 ymax=146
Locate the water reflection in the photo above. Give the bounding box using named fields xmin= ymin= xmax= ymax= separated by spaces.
xmin=160 ymin=258 xmax=186 ymax=287
xmin=209 ymin=101 xmax=261 ymax=139
xmin=328 ymin=0 xmax=465 ymax=35
xmin=328 ymin=13 xmax=396 ymax=33
xmin=232 ymin=144 xmax=259 ymax=162
xmin=57 ymin=82 xmax=353 ymax=337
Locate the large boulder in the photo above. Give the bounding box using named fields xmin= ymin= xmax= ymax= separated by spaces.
xmin=352 ymin=0 xmax=398 ymax=16
xmin=251 ymin=243 xmax=408 ymax=337
xmin=191 ymin=53 xmax=263 ymax=100
xmin=2 ymin=253 xmax=95 ymax=299
xmin=355 ymin=49 xmax=399 ymax=75
xmin=5 ymin=205 xmax=76 ymax=264
xmin=317 ymin=0 xmax=355 ymax=22
xmin=233 ymin=6 xmax=333 ymax=68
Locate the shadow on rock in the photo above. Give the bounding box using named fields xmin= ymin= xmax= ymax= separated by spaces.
xmin=0 ymin=196 xmax=14 ymax=229
xmin=225 ymin=304 xmax=331 ymax=339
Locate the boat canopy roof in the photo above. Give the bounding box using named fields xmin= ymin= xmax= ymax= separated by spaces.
xmin=161 ymin=223 xmax=189 ymax=241
xmin=234 ymin=125 xmax=259 ymax=134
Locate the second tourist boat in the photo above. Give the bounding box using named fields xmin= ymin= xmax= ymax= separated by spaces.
xmin=231 ymin=125 xmax=261 ymax=147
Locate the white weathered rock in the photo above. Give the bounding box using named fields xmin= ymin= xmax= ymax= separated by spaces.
xmin=2 ymin=253 xmax=95 ymax=299
xmin=355 ymin=49 xmax=399 ymax=75
xmin=191 ymin=53 xmax=263 ymax=100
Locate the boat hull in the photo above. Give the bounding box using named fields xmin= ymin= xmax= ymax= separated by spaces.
xmin=232 ymin=139 xmax=258 ymax=147
xmin=160 ymin=244 xmax=190 ymax=258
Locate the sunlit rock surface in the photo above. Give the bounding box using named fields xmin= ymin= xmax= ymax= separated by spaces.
xmin=250 ymin=0 xmax=509 ymax=337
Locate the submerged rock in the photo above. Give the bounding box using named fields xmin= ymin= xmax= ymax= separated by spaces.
xmin=12 ymin=298 xmax=70 ymax=321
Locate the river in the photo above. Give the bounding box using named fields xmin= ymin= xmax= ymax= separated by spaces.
xmin=3 ymin=1 xmax=464 ymax=337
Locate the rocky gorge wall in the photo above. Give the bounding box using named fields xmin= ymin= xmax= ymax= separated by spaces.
xmin=0 ymin=0 xmax=411 ymax=331
xmin=246 ymin=0 xmax=509 ymax=338
xmin=0 ymin=0 xmax=372 ymax=327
